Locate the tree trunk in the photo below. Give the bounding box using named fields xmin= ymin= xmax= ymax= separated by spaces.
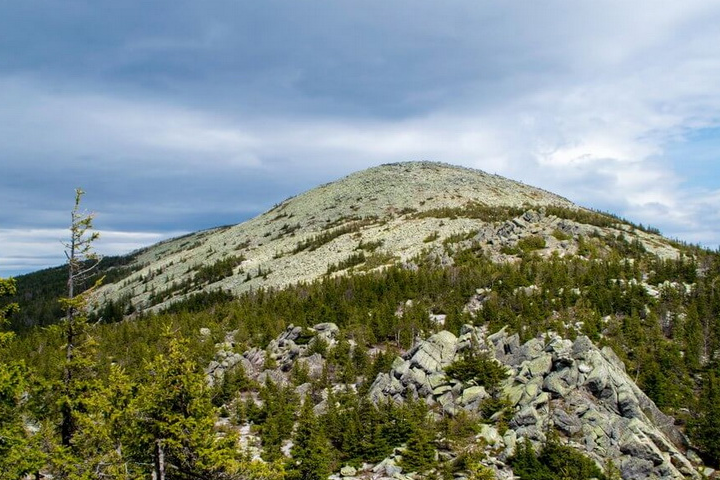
xmin=154 ymin=439 xmax=166 ymax=480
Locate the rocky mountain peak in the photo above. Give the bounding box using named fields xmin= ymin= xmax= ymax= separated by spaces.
xmin=92 ymin=161 xmax=679 ymax=315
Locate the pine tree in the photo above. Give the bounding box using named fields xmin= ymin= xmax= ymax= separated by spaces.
xmin=66 ymin=364 xmax=141 ymax=479
xmin=288 ymin=398 xmax=331 ymax=480
xmin=59 ymin=188 xmax=103 ymax=448
xmin=400 ymin=424 xmax=436 ymax=474
xmin=689 ymin=370 xmax=720 ymax=467
xmin=0 ymin=277 xmax=45 ymax=478
xmin=130 ymin=332 xmax=239 ymax=479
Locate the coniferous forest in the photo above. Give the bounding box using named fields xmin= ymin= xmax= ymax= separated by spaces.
xmin=2 ymin=191 xmax=720 ymax=479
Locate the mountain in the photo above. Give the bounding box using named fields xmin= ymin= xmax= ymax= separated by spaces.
xmin=90 ymin=161 xmax=678 ymax=315
xmin=4 ymin=161 xmax=718 ymax=479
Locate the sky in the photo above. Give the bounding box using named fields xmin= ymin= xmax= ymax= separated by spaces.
xmin=1 ymin=1 xmax=720 ymax=277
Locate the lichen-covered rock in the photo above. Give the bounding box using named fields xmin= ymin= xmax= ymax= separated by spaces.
xmin=370 ymin=325 xmax=702 ymax=479
xmin=409 ymin=330 xmax=457 ymax=373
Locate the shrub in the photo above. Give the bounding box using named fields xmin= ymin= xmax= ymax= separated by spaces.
xmin=517 ymin=235 xmax=546 ymax=252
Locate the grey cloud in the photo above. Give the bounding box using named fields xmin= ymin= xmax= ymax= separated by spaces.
xmin=2 ymin=0 xmax=720 ymax=275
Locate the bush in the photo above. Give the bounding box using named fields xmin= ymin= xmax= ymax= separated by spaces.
xmin=445 ymin=350 xmax=508 ymax=394
xmin=509 ymin=436 xmax=607 ymax=480
xmin=517 ymin=235 xmax=546 ymax=252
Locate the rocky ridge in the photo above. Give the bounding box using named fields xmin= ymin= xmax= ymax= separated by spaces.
xmin=206 ymin=321 xmax=705 ymax=480
xmin=368 ymin=326 xmax=701 ymax=480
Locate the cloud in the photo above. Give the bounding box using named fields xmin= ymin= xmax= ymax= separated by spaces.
xmin=2 ymin=1 xmax=720 ymax=275
xmin=0 ymin=228 xmax=183 ymax=276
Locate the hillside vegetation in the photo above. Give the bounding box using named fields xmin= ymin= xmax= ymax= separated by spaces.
xmin=2 ymin=162 xmax=718 ymax=479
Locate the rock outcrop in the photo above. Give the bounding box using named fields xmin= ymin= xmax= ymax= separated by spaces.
xmin=369 ymin=325 xmax=701 ymax=480
xmin=205 ymin=322 xmax=337 ymax=386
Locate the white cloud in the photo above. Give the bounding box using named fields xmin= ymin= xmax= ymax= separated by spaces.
xmin=0 ymin=228 xmax=182 ymax=277
xmin=3 ymin=0 xmax=720 ymax=275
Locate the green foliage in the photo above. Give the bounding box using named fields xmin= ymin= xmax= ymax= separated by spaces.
xmin=688 ymin=370 xmax=720 ymax=467
xmin=4 ymin=211 xmax=720 ymax=473
xmin=194 ymin=255 xmax=246 ymax=285
xmin=509 ymin=436 xmax=606 ymax=480
xmin=212 ymin=365 xmax=253 ymax=407
xmin=517 ymin=235 xmax=546 ymax=252
xmin=129 ymin=333 xmax=240 ymax=478
xmin=357 ymin=251 xmax=396 ymax=271
xmin=0 ymin=277 xmax=46 ymax=478
xmin=445 ymin=350 xmax=508 ymax=393
xmin=357 ymin=239 xmax=384 ymax=252
xmin=400 ymin=413 xmax=436 ymax=474
xmin=253 ymin=380 xmax=299 ymax=461
xmin=288 ymin=399 xmax=331 ymax=480
xmin=326 ymin=252 xmax=366 ymax=274
xmin=413 ymin=203 xmax=525 ymax=222
xmin=424 ymin=231 xmax=440 ymax=243
xmin=551 ymin=229 xmax=572 ymax=241
xmin=293 ymin=218 xmax=378 ymax=253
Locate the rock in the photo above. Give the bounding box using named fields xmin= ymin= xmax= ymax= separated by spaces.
xmin=409 ymin=331 xmax=457 ymax=373
xmin=505 ymin=382 xmax=525 ymax=406
xmin=199 ymin=327 xmax=211 ymax=337
xmin=619 ymin=431 xmax=664 ymax=465
xmin=686 ymin=449 xmax=703 ymax=465
xmin=364 ymin=326 xmax=700 ymax=480
xmin=619 ymin=456 xmax=654 ymax=479
xmin=543 ymin=371 xmax=570 ymax=398
xmin=432 ymin=385 xmax=452 ymax=396
xmin=525 ymin=353 xmax=552 ymax=377
xmin=437 ymin=391 xmax=455 ymax=408
xmin=601 ymin=346 xmax=627 ymax=373
xmin=478 ymin=424 xmax=503 ymax=447
xmin=585 ymin=363 xmax=610 ymax=395
xmin=427 ymin=372 xmax=447 ymax=389
xmin=572 ymin=335 xmax=594 ymax=358
xmin=617 ymin=386 xmax=641 ymax=419
xmin=340 ymin=465 xmax=357 ymax=477
xmin=459 ymin=386 xmax=487 ymax=406
xmin=510 ymin=406 xmax=539 ymax=427
xmin=373 ymin=457 xmax=402 ymax=476
xmin=553 ymin=409 xmax=582 ymax=435
xmin=313 ymin=322 xmax=338 ymax=333
xmin=502 ymin=429 xmax=517 ymax=457
xmin=299 ymin=353 xmax=325 ymax=379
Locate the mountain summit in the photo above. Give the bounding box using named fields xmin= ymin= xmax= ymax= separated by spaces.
xmin=94 ymin=161 xmax=677 ymax=314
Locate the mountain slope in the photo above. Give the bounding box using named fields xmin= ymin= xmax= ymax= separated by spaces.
xmin=92 ymin=161 xmax=679 ymax=314
xmin=6 ymin=161 xmax=719 ymax=479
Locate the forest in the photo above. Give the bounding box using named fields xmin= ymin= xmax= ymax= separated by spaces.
xmin=2 ymin=200 xmax=720 ymax=479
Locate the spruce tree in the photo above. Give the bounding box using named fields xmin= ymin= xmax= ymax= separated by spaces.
xmin=130 ymin=332 xmax=239 ymax=479
xmin=0 ymin=277 xmax=45 ymax=478
xmin=67 ymin=364 xmax=140 ymax=479
xmin=289 ymin=398 xmax=331 ymax=480
xmin=689 ymin=370 xmax=720 ymax=467
xmin=59 ymin=188 xmax=102 ymax=448
xmin=399 ymin=403 xmax=436 ymax=474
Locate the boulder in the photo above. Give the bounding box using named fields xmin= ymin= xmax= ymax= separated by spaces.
xmin=524 ymin=353 xmax=552 ymax=378
xmin=585 ymin=363 xmax=610 ymax=395
xmin=409 ymin=331 xmax=457 ymax=373
xmin=543 ymin=371 xmax=570 ymax=398
xmin=459 ymin=386 xmax=487 ymax=406
xmin=510 ymin=406 xmax=539 ymax=427
xmin=340 ymin=465 xmax=357 ymax=477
